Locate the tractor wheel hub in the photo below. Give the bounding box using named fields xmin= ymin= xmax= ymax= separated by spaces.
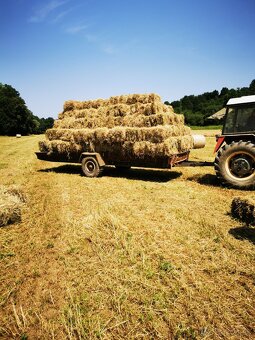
xmin=231 ymin=157 xmax=252 ymax=177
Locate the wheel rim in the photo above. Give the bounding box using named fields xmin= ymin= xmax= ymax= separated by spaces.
xmin=85 ymin=160 xmax=96 ymax=174
xmin=226 ymin=152 xmax=255 ymax=180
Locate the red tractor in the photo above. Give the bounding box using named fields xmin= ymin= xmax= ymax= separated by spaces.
xmin=214 ymin=95 xmax=255 ymax=189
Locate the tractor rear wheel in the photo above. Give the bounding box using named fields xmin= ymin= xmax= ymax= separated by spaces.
xmin=214 ymin=141 xmax=255 ymax=189
xmin=81 ymin=157 xmax=103 ymax=177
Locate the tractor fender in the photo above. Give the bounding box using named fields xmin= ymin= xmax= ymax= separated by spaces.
xmin=214 ymin=136 xmax=225 ymax=153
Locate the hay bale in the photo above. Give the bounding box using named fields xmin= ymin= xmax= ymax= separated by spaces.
xmin=4 ymin=186 xmax=26 ymax=203
xmin=63 ymin=93 xmax=161 ymax=113
xmin=123 ymin=113 xmax=184 ymax=127
xmin=53 ymin=112 xmax=183 ymax=130
xmin=57 ymin=102 xmax=174 ymax=123
xmin=39 ymin=140 xmax=82 ymax=157
xmin=0 ymin=185 xmax=26 ymax=227
xmin=41 ymin=128 xmax=193 ymax=159
xmin=46 ymin=126 xmax=191 ymax=144
xmin=39 ymin=93 xmax=193 ymax=159
xmin=131 ymin=135 xmax=193 ymax=158
xmin=231 ymin=197 xmax=255 ymax=226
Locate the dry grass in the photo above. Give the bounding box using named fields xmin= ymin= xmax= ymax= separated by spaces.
xmin=0 ymin=133 xmax=254 ymax=339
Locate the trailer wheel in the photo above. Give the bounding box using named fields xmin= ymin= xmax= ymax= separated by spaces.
xmin=81 ymin=157 xmax=103 ymax=178
xmin=214 ymin=141 xmax=255 ymax=189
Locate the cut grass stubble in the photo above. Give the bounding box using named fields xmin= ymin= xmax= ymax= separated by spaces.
xmin=0 ymin=135 xmax=254 ymax=339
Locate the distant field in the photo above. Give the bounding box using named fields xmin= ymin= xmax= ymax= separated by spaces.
xmin=190 ymin=125 xmax=222 ymax=131
xmin=0 ymin=133 xmax=254 ymax=339
xmin=191 ymin=128 xmax=221 ymax=137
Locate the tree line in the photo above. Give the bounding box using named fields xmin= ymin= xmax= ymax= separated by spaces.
xmin=166 ymin=79 xmax=255 ymax=126
xmin=1 ymin=80 xmax=255 ymax=135
xmin=0 ymin=83 xmax=53 ymax=135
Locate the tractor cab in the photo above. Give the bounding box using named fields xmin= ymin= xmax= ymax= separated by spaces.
xmin=223 ymin=96 xmax=255 ymax=135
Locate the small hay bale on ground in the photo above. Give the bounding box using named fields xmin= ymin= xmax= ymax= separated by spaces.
xmin=0 ymin=185 xmax=26 ymax=227
xmin=231 ymin=197 xmax=255 ymax=226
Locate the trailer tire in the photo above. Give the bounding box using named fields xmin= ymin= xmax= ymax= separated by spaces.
xmin=81 ymin=157 xmax=103 ymax=178
xmin=214 ymin=141 xmax=255 ymax=189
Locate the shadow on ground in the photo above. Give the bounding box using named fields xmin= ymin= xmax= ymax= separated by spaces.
xmin=103 ymin=167 xmax=182 ymax=182
xmin=229 ymin=226 xmax=255 ymax=245
xmin=39 ymin=164 xmax=81 ymax=174
xmin=38 ymin=165 xmax=182 ymax=183
xmin=187 ymin=173 xmax=222 ymax=187
xmin=188 ymin=173 xmax=255 ymax=191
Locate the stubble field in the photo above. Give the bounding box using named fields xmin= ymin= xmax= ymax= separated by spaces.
xmin=0 ymin=132 xmax=254 ymax=339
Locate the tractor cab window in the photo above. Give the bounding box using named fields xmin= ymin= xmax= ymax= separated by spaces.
xmin=223 ymin=105 xmax=255 ymax=134
xmin=223 ymin=108 xmax=235 ymax=133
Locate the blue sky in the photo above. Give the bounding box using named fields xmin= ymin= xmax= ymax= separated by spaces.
xmin=1 ymin=0 xmax=255 ymax=118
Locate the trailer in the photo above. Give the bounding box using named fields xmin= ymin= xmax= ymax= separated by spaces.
xmin=36 ymin=150 xmax=192 ymax=177
xmin=36 ymin=135 xmax=206 ymax=177
xmin=36 ymin=95 xmax=255 ymax=189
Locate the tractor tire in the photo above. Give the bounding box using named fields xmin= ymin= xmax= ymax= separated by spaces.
xmin=81 ymin=157 xmax=103 ymax=178
xmin=214 ymin=141 xmax=255 ymax=189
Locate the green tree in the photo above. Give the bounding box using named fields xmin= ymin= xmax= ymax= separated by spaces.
xmin=169 ymin=80 xmax=255 ymax=126
xmin=249 ymin=79 xmax=255 ymax=93
xmin=0 ymin=83 xmax=36 ymax=135
xmin=37 ymin=117 xmax=54 ymax=133
xmin=0 ymin=83 xmax=54 ymax=135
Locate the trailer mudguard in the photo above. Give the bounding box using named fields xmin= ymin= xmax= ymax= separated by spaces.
xmin=79 ymin=152 xmax=105 ymax=167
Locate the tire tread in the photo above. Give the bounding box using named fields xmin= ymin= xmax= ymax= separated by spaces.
xmin=214 ymin=141 xmax=255 ymax=189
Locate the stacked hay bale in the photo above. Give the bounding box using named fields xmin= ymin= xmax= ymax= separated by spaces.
xmin=231 ymin=196 xmax=255 ymax=226
xmin=0 ymin=185 xmax=26 ymax=227
xmin=39 ymin=94 xmax=194 ymax=160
